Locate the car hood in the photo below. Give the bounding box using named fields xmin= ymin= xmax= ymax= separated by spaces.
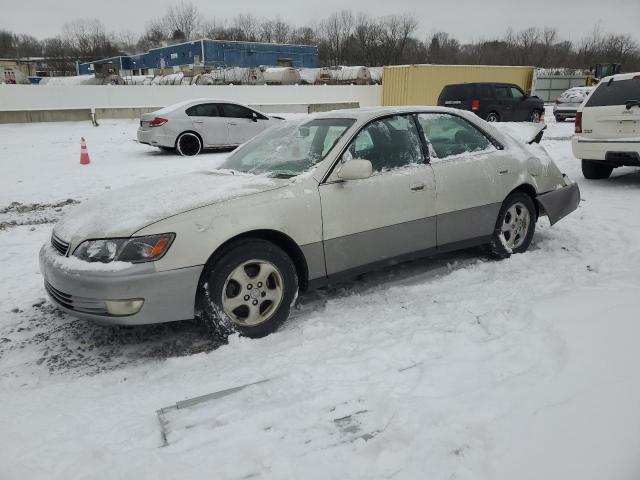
xmin=54 ymin=171 xmax=281 ymax=243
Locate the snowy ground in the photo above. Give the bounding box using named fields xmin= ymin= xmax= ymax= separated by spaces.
xmin=1 ymin=111 xmax=639 ymax=479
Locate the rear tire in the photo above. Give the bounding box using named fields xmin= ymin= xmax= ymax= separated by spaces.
xmin=197 ymin=239 xmax=298 ymax=338
xmin=530 ymin=110 xmax=542 ymax=122
xmin=486 ymin=112 xmax=499 ymax=122
xmin=489 ymin=192 xmax=536 ymax=259
xmin=555 ymin=116 xmax=565 ymax=122
xmin=176 ymin=132 xmax=202 ymax=156
xmin=581 ymin=160 xmax=613 ymax=179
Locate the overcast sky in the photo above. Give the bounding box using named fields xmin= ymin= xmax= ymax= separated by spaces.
xmin=1 ymin=0 xmax=639 ymax=44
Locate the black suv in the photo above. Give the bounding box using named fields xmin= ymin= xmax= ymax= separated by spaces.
xmin=437 ymin=83 xmax=544 ymax=122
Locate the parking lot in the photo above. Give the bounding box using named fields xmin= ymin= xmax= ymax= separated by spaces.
xmin=1 ymin=109 xmax=639 ymax=479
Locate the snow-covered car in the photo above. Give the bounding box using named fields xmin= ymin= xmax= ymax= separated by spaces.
xmin=136 ymin=99 xmax=282 ymax=156
xmin=553 ymin=86 xmax=595 ymax=122
xmin=572 ymin=72 xmax=640 ymax=179
xmin=41 ymin=107 xmax=580 ymax=338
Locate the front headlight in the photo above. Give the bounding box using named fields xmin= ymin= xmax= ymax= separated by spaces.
xmin=73 ymin=233 xmax=175 ymax=263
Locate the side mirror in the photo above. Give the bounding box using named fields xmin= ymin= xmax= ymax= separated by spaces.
xmin=252 ymin=112 xmax=258 ymax=122
xmin=337 ymin=159 xmax=373 ymax=181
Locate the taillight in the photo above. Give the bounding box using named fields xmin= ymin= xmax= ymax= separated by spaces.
xmin=575 ymin=112 xmax=582 ymax=133
xmin=149 ymin=117 xmax=168 ymax=127
xmin=471 ymin=99 xmax=480 ymax=111
xmin=555 ymin=99 xmax=562 ymax=105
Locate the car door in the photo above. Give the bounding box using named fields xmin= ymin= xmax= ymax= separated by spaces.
xmin=319 ymin=114 xmax=437 ymax=276
xmin=509 ymin=86 xmax=529 ymax=121
xmin=417 ymin=112 xmax=513 ymax=246
xmin=221 ymin=103 xmax=269 ymax=145
xmin=494 ymin=85 xmax=515 ymax=121
xmin=185 ymin=103 xmax=229 ymax=146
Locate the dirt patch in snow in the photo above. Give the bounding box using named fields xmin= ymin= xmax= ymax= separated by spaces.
xmin=0 ymin=199 xmax=79 ymax=231
xmin=0 ymin=300 xmax=225 ymax=377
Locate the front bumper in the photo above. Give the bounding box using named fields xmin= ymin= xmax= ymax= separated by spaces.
xmin=536 ymin=177 xmax=580 ymax=226
xmin=39 ymin=244 xmax=203 ymax=325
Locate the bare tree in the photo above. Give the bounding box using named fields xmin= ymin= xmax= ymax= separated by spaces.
xmin=319 ymin=10 xmax=354 ymax=65
xmin=164 ymin=1 xmax=201 ymax=41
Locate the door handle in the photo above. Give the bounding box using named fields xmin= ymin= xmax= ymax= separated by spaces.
xmin=228 ymin=122 xmax=238 ymax=126
xmin=193 ymin=120 xmax=204 ymax=124
xmin=410 ymin=183 xmax=425 ymax=191
xmin=498 ymin=169 xmax=510 ymax=175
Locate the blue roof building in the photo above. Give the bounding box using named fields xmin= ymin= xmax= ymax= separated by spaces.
xmin=78 ymin=39 xmax=318 ymax=75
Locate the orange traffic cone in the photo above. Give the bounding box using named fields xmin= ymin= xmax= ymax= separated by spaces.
xmin=80 ymin=137 xmax=91 ymax=165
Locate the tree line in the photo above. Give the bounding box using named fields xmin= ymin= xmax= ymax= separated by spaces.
xmin=1 ymin=2 xmax=639 ymax=75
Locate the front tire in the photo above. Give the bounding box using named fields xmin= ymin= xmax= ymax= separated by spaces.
xmin=489 ymin=192 xmax=536 ymax=259
xmin=197 ymin=239 xmax=298 ymax=338
xmin=176 ymin=132 xmax=202 ymax=156
xmin=582 ymin=160 xmax=613 ymax=179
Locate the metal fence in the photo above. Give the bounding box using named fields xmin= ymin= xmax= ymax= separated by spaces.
xmin=533 ymin=75 xmax=588 ymax=103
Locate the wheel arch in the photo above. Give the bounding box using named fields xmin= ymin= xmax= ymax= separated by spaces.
xmin=175 ymin=130 xmax=204 ymax=149
xmin=198 ymin=229 xmax=311 ymax=292
xmin=507 ymin=183 xmax=540 ymax=218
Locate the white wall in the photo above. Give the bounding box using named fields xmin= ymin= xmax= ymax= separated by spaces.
xmin=0 ymin=85 xmax=382 ymax=110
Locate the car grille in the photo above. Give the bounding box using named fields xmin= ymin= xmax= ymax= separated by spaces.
xmin=44 ymin=282 xmax=109 ymax=316
xmin=51 ymin=234 xmax=70 ymax=256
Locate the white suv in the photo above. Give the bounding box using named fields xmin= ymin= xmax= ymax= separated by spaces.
xmin=572 ymin=72 xmax=640 ymax=179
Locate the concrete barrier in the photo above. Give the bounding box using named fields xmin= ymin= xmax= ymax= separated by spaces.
xmin=0 ymin=109 xmax=92 ymax=123
xmin=0 ymin=84 xmax=381 ymax=110
xmin=0 ymin=102 xmax=361 ymax=124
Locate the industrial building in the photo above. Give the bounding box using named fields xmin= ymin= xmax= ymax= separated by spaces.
xmin=78 ymin=39 xmax=318 ymax=76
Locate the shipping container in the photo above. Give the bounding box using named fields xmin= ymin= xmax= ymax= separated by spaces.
xmin=382 ymin=64 xmax=537 ymax=106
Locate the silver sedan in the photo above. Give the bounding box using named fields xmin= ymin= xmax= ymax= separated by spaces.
xmin=553 ymin=87 xmax=595 ymax=122
xmin=42 ymin=107 xmax=580 ymax=338
xmin=137 ymin=99 xmax=282 ymax=156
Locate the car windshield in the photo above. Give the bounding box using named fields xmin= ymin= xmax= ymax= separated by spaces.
xmin=220 ymin=117 xmax=356 ymax=178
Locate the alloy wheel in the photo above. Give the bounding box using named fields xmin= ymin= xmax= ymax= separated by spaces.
xmin=500 ymin=201 xmax=531 ymax=250
xmin=221 ymin=259 xmax=284 ymax=326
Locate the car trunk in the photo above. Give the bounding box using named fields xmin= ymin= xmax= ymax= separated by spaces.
xmin=582 ymin=78 xmax=640 ymax=139
xmin=139 ymin=111 xmax=159 ymax=128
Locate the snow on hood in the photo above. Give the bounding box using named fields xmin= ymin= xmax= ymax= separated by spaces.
xmin=53 ymin=171 xmax=279 ymax=242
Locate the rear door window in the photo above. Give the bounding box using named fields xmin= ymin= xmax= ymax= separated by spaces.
xmin=186 ymin=103 xmax=221 ymax=117
xmin=495 ymin=86 xmax=511 ymax=99
xmin=585 ymin=78 xmax=640 ymax=107
xmin=221 ymin=103 xmax=257 ymax=119
xmin=418 ymin=113 xmax=493 ymax=159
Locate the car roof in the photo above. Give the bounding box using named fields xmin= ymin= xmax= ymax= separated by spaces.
xmin=598 ymin=71 xmax=640 ymax=83
xmin=309 ymin=105 xmax=477 ymax=121
xmin=443 ymin=82 xmax=517 ymax=86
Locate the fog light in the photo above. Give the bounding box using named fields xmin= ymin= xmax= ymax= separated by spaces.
xmin=105 ymin=299 xmax=144 ymax=316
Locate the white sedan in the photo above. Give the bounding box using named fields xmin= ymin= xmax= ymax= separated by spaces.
xmin=137 ymin=99 xmax=282 ymax=156
xmin=42 ymin=107 xmax=579 ymax=338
